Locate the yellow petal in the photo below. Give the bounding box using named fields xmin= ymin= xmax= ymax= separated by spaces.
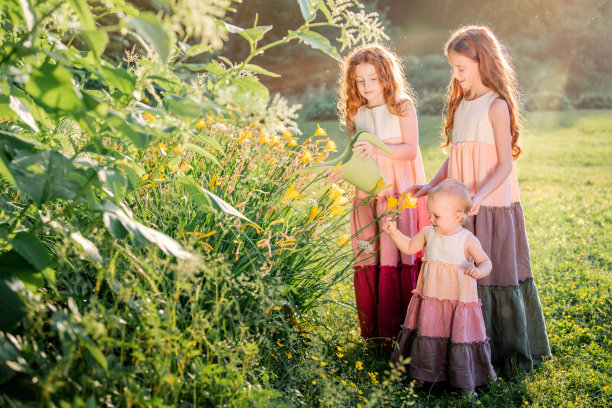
xmin=332 ymin=161 xmax=343 ymax=171
xmin=386 ymin=195 xmax=398 ymax=210
xmin=329 ymin=205 xmax=345 ymax=216
xmin=324 ymin=139 xmax=337 ymax=152
xmin=313 ymin=124 xmax=327 ymax=137
xmin=329 ymin=183 xmax=345 ymax=201
xmin=375 ymin=177 xmax=384 ymax=190
xmin=143 ymin=112 xmax=156 ymax=121
xmin=196 ymin=118 xmax=207 ymax=128
xmin=337 ymin=234 xmax=349 ymax=246
xmin=400 ymin=193 xmax=418 ymax=209
xmin=332 ymin=195 xmax=349 ymax=206
xmin=172 ymin=145 xmax=184 ymax=154
xmin=299 ymin=150 xmax=313 ymax=162
xmin=308 ymin=205 xmax=322 ymax=221
xmin=283 ymin=185 xmax=302 ymax=200
xmin=288 ymin=138 xmax=298 ymax=146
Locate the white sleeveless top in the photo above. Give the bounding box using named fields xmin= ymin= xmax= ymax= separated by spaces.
xmin=451 ymin=91 xmax=498 ymax=145
xmin=353 ymin=104 xmax=400 ymax=141
xmin=424 ymin=227 xmax=473 ymax=267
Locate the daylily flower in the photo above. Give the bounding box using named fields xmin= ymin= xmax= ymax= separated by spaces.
xmin=332 ymin=161 xmax=343 ymax=171
xmin=329 ymin=183 xmax=345 ymax=201
xmin=329 ymin=205 xmax=345 ymax=216
xmin=313 ymin=123 xmax=327 ymax=137
xmin=143 ymin=112 xmax=156 ymax=121
xmin=323 ymin=138 xmax=337 ymax=152
xmin=283 ymin=184 xmax=302 ymax=200
xmin=386 ymin=195 xmax=398 ymax=210
xmin=237 ymin=128 xmax=252 ymax=143
xmin=172 ymin=145 xmax=184 ymax=154
xmin=332 ymin=195 xmax=349 ymax=207
xmin=282 ymin=130 xmax=292 ymax=139
xmin=288 ymin=138 xmax=298 ymax=146
xmin=400 ymin=192 xmax=418 ymax=209
xmin=258 ymin=133 xmax=271 ymax=144
xmin=299 ymin=150 xmax=313 ymax=162
xmin=308 ymin=204 xmax=322 ymax=221
xmin=196 ymin=118 xmax=207 ymax=129
xmin=337 ymin=234 xmax=349 ymax=246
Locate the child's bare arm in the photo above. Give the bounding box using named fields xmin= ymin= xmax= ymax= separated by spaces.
xmin=464 ymin=234 xmax=492 ymax=279
xmin=383 ymin=220 xmax=428 ymax=255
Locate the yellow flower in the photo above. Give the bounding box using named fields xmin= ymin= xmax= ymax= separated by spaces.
xmin=337 ymin=346 xmax=343 ymax=352
xmin=329 ymin=183 xmax=345 ymax=201
xmin=282 ymin=130 xmax=292 ymax=139
xmin=288 ymin=138 xmax=298 ymax=146
xmin=337 ymin=234 xmax=349 ymax=247
xmin=237 ymin=128 xmax=252 ymax=143
xmin=257 ymin=132 xmax=271 ymax=144
xmin=157 ymin=142 xmax=167 ymax=153
xmin=172 ymin=145 xmax=184 ymax=154
xmin=143 ymin=97 xmax=149 ymax=102
xmin=286 ymin=352 xmax=292 ymax=359
xmin=332 ymin=161 xmax=343 ymax=171
xmin=276 ymin=340 xmax=284 ymax=347
xmin=311 ymin=355 xmax=319 ymax=361
xmin=329 ymin=205 xmax=345 ymax=216
xmin=308 ymin=205 xmax=322 ymax=221
xmin=283 ymin=184 xmax=302 ymax=200
xmin=320 ymin=362 xmax=327 ymax=366
xmin=315 ymin=152 xmax=326 ymax=162
xmin=196 ymin=118 xmax=207 ymax=129
xmin=341 ymin=380 xmax=347 ymax=386
xmin=313 ymin=123 xmax=327 ymax=137
xmin=337 ymin=352 xmax=345 ymax=358
xmin=140 ymin=173 xmax=149 ymax=182
xmin=299 ymin=150 xmax=313 ymax=162
xmin=312 ymin=380 xmax=317 ymax=385
xmin=323 ymin=138 xmax=338 ymax=152
xmin=332 ymin=195 xmax=349 ymax=207
xmin=386 ymin=195 xmax=398 ymax=210
xmin=143 ymin=112 xmax=156 ymax=121
xmin=355 ymin=361 xmax=363 ymax=370
xmin=209 ymin=174 xmax=220 ymax=187
xmin=400 ymin=192 xmax=418 ymax=209
xmin=375 ymin=177 xmax=384 ymax=190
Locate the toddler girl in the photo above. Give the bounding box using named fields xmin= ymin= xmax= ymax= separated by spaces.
xmin=385 ymin=179 xmax=496 ymax=394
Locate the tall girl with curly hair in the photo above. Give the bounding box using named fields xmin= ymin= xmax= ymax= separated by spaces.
xmin=409 ymin=26 xmax=552 ymax=372
xmin=337 ymin=44 xmax=429 ymax=345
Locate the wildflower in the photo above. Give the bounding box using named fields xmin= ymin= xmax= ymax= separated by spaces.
xmin=312 ymin=380 xmax=317 ymax=385
xmin=315 ymin=152 xmax=326 ymax=162
xmin=282 ymin=130 xmax=292 ymax=139
xmin=277 ymin=340 xmax=284 ymax=347
xmin=400 ymin=192 xmax=418 ymax=209
xmin=314 ymin=123 xmax=327 ymax=137
xmin=337 ymin=234 xmax=349 ymax=247
xmin=299 ymin=150 xmax=313 ymax=162
xmin=283 ymin=185 xmax=302 ymax=200
xmin=286 ymin=352 xmax=292 ymax=359
xmin=196 ymin=118 xmax=207 ymax=129
xmin=337 ymin=346 xmax=343 ymax=352
xmin=288 ymin=138 xmax=298 ymax=146
xmin=358 ymin=389 xmax=363 ymax=395
xmin=308 ymin=205 xmax=322 ymax=221
xmin=375 ymin=177 xmax=384 ymax=190
xmin=358 ymin=240 xmax=374 ymax=253
xmin=324 ymin=138 xmax=338 ymax=152
xmin=209 ymin=174 xmax=220 ymax=187
xmin=311 ymin=355 xmax=319 ymax=361
xmin=157 ymin=142 xmax=167 ymax=154
xmin=172 ymin=145 xmax=184 ymax=154
xmin=329 ymin=183 xmax=345 ymax=201
xmin=332 ymin=195 xmax=349 ymax=207
xmin=386 ymin=195 xmax=398 ymax=210
xmin=140 ymin=173 xmax=149 ymax=182
xmin=237 ymin=128 xmax=252 ymax=143
xmin=273 ymin=306 xmax=282 ymax=311
xmin=143 ymin=97 xmax=149 ymax=102
xmin=341 ymin=380 xmax=347 ymax=386
xmin=321 ymin=361 xmax=327 ymax=366
xmin=355 ymin=361 xmax=363 ymax=370
xmin=337 ymin=352 xmax=344 ymax=358
xmin=258 ymin=133 xmax=271 ymax=144
xmin=329 ymin=205 xmax=345 ymax=216
xmin=143 ymin=112 xmax=156 ymax=121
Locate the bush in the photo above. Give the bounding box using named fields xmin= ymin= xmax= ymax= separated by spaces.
xmin=523 ymin=92 xmax=574 ymax=111
xmin=295 ymin=85 xmax=338 ymax=122
xmin=575 ymin=93 xmax=612 ymax=109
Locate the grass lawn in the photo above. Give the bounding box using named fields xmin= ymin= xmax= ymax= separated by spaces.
xmin=292 ymin=110 xmax=611 ymax=407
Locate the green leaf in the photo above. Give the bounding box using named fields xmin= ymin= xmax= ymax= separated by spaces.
xmin=224 ymin=22 xmax=272 ymax=44
xmin=297 ymin=0 xmax=319 ymax=22
xmin=0 ymin=279 xmax=26 ymax=331
xmin=215 ymin=76 xmax=269 ymax=113
xmin=183 ymin=143 xmax=220 ymax=166
xmin=81 ymin=30 xmax=108 ymax=58
xmin=164 ymin=94 xmax=203 ymax=118
xmin=193 ymin=133 xmax=224 ymax=153
xmin=9 ymin=232 xmax=53 ymax=273
xmin=203 ymin=60 xmax=228 ymax=76
xmin=176 ymin=175 xmax=257 ymax=225
xmin=298 ymin=31 xmax=342 ymax=62
xmin=318 ymin=1 xmax=332 ymax=21
xmin=98 ymin=168 xmax=127 ymax=202
xmin=96 ymin=200 xmax=197 ymax=260
xmin=127 ymin=13 xmax=172 ymax=64
xmin=24 ymin=62 xmax=84 ymax=113
xmin=242 ymin=63 xmax=280 ymax=77
xmin=67 ymin=0 xmax=96 ymax=30
xmin=98 ymin=62 xmax=136 ymax=95
xmin=19 ymin=0 xmax=35 ymax=32
xmin=66 ymin=0 xmax=107 ymax=57
xmin=0 ymin=250 xmax=43 ymax=292
xmin=106 ymin=113 xmax=151 ymax=148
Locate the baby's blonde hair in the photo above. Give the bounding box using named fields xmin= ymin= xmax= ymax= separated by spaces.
xmin=428 ymin=179 xmax=472 ymax=221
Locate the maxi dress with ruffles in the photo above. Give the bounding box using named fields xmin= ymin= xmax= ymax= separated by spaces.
xmin=391 ymin=227 xmax=497 ymax=389
xmin=445 ymin=91 xmax=552 ymax=371
xmin=350 ymin=103 xmax=429 ymax=340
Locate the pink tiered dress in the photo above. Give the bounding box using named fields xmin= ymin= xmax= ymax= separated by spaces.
xmin=349 ymin=103 xmax=429 ymax=340
xmin=446 ymin=91 xmax=551 ymax=371
xmin=391 ymin=227 xmax=497 ymax=389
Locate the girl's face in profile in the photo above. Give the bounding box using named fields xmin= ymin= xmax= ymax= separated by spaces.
xmin=354 ymin=63 xmax=384 ymax=107
xmin=447 ymin=51 xmax=482 ymax=93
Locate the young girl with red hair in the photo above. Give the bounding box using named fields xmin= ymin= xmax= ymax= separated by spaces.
xmin=337 ymin=44 xmax=429 ymax=345
xmin=409 ymin=26 xmax=552 ymax=372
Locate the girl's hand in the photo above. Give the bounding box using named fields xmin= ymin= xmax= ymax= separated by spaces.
xmin=383 ymin=218 xmax=397 ymax=235
xmin=407 ymin=183 xmax=431 ymax=198
xmin=323 ymin=168 xmax=343 ymax=183
xmin=468 ymin=195 xmax=482 ymax=215
xmin=353 ymin=141 xmax=376 ymax=161
xmin=464 ymin=265 xmax=483 ymax=279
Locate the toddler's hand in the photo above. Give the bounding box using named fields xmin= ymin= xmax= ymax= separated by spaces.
xmin=464 ymin=265 xmax=483 ymax=279
xmin=383 ymin=218 xmax=397 ymax=235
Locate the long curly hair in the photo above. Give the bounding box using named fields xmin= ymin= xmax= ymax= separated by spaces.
xmin=443 ymin=26 xmax=523 ymax=159
xmin=337 ymin=44 xmax=416 ymax=127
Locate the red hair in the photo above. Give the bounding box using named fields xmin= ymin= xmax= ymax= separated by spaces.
xmin=443 ymin=26 xmax=523 ymax=159
xmin=337 ymin=44 xmax=415 ymax=127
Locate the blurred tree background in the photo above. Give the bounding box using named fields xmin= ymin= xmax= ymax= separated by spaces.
xmin=222 ymin=0 xmax=612 ymax=120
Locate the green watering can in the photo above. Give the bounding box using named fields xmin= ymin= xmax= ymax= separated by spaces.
xmin=300 ymin=131 xmax=393 ymax=194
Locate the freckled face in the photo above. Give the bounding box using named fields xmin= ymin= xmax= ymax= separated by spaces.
xmin=447 ymin=51 xmax=483 ymax=92
xmin=354 ymin=63 xmax=385 ymax=107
